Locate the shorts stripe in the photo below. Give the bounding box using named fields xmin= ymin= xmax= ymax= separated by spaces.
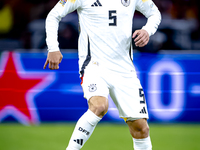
xmin=80 ymin=75 xmax=84 ymax=85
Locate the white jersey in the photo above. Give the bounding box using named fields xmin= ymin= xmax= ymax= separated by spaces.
xmin=46 ymin=0 xmax=161 ymax=74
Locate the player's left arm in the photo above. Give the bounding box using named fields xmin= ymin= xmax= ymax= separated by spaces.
xmin=132 ymin=29 xmax=149 ymax=47
xmin=133 ymin=0 xmax=161 ymax=47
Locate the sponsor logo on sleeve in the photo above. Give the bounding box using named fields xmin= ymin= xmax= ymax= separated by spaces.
xmin=150 ymin=2 xmax=154 ymax=8
xmin=59 ymin=0 xmax=67 ymax=6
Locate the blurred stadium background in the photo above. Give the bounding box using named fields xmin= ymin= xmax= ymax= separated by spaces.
xmin=0 ymin=0 xmax=200 ymax=150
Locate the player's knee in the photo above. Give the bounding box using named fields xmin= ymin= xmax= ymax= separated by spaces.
xmin=139 ymin=125 xmax=149 ymax=137
xmin=88 ymin=96 xmax=108 ymax=118
xmin=91 ymin=103 xmax=108 ymax=118
xmin=131 ymin=125 xmax=149 ymax=139
xmin=127 ymin=119 xmax=149 ymax=139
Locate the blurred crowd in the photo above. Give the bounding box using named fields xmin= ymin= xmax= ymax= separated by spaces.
xmin=0 ymin=0 xmax=199 ymax=52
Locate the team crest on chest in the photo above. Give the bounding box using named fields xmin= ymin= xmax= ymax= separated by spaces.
xmin=121 ymin=0 xmax=130 ymax=7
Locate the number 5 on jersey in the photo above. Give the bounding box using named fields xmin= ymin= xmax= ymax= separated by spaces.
xmin=139 ymin=88 xmax=146 ymax=104
xmin=109 ymin=10 xmax=117 ymax=26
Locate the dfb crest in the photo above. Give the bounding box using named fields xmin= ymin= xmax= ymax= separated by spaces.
xmin=88 ymin=84 xmax=97 ymax=92
xmin=121 ymin=0 xmax=130 ymax=7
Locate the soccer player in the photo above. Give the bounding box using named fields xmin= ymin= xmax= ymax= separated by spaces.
xmin=44 ymin=0 xmax=161 ymax=149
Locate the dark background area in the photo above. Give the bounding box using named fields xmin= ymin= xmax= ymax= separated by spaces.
xmin=0 ymin=0 xmax=200 ymax=52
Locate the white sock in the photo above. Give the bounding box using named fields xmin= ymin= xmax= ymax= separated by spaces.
xmin=133 ymin=136 xmax=152 ymax=150
xmin=66 ymin=109 xmax=101 ymax=150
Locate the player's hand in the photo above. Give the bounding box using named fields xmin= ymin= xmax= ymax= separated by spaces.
xmin=43 ymin=51 xmax=63 ymax=70
xmin=132 ymin=29 xmax=149 ymax=47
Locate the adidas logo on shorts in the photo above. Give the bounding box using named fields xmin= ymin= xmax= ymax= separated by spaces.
xmin=140 ymin=107 xmax=147 ymax=114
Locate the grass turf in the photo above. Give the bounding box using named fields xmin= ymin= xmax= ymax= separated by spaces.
xmin=0 ymin=123 xmax=200 ymax=150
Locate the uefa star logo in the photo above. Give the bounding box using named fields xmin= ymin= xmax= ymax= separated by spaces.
xmin=0 ymin=52 xmax=55 ymax=125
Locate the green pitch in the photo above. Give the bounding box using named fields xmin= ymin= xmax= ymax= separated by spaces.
xmin=0 ymin=123 xmax=200 ymax=150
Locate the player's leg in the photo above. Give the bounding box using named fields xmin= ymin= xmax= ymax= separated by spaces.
xmin=66 ymin=96 xmax=108 ymax=150
xmin=126 ymin=119 xmax=152 ymax=150
xmin=108 ymin=71 xmax=152 ymax=150
xmin=66 ymin=62 xmax=109 ymax=150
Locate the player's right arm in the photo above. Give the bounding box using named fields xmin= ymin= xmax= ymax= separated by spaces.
xmin=44 ymin=0 xmax=81 ymax=70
